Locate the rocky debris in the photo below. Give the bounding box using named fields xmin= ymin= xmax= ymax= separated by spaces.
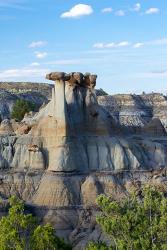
xmin=15 ymin=123 xmax=31 ymax=135
xmin=0 ymin=119 xmax=14 ymax=135
xmin=27 ymin=144 xmax=39 ymax=152
xmin=10 ymin=119 xmax=20 ymax=131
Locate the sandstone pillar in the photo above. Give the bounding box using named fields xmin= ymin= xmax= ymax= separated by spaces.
xmin=46 ymin=72 xmax=69 ymax=136
xmin=51 ymin=86 xmax=56 ymax=117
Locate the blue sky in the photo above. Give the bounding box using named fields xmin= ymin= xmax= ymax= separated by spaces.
xmin=0 ymin=0 xmax=167 ymax=94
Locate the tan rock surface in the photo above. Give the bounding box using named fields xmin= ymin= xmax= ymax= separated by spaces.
xmin=0 ymin=119 xmax=14 ymax=135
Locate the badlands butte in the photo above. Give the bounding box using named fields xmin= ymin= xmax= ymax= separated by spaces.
xmin=0 ymin=72 xmax=167 ymax=249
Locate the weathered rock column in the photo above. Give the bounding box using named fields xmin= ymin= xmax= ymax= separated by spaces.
xmin=46 ymin=72 xmax=69 ymax=136
xmin=51 ymin=86 xmax=56 ymax=117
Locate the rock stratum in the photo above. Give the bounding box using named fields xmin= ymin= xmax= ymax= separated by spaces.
xmin=98 ymin=93 xmax=167 ymax=133
xmin=0 ymin=73 xmax=167 ymax=249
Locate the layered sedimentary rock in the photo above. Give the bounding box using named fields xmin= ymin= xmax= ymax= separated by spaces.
xmin=27 ymin=72 xmax=167 ymax=175
xmin=98 ymin=93 xmax=167 ymax=132
xmin=0 ymin=72 xmax=167 ymax=249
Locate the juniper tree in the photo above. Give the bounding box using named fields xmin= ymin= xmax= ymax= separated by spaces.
xmin=0 ymin=196 xmax=71 ymax=250
xmin=86 ymin=186 xmax=167 ymax=250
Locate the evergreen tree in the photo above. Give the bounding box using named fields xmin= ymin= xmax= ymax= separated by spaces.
xmin=31 ymin=224 xmax=71 ymax=250
xmin=0 ymin=196 xmax=71 ymax=250
xmin=86 ymin=186 xmax=167 ymax=250
xmin=11 ymin=99 xmax=35 ymax=121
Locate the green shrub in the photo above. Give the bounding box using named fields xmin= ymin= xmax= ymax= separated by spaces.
xmin=86 ymin=242 xmax=109 ymax=250
xmin=86 ymin=186 xmax=167 ymax=250
xmin=11 ymin=99 xmax=35 ymax=121
xmin=0 ymin=196 xmax=71 ymax=250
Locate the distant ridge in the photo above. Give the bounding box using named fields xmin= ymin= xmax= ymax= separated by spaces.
xmin=0 ymin=81 xmax=53 ymax=99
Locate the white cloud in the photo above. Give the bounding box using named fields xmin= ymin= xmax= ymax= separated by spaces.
xmin=29 ymin=41 xmax=47 ymax=48
xmin=115 ymin=10 xmax=125 ymax=16
xmin=0 ymin=67 xmax=49 ymax=80
xmin=30 ymin=62 xmax=40 ymax=67
xmin=133 ymin=3 xmax=141 ymax=12
xmin=93 ymin=43 xmax=107 ymax=49
xmin=134 ymin=38 xmax=167 ymax=48
xmin=117 ymin=41 xmax=130 ymax=47
xmin=61 ymin=4 xmax=93 ymax=18
xmin=105 ymin=43 xmax=115 ymax=48
xmin=145 ymin=8 xmax=159 ymax=15
xmin=35 ymin=52 xmax=48 ymax=59
xmin=133 ymin=42 xmax=144 ymax=48
xmin=93 ymin=41 xmax=130 ymax=49
xmin=93 ymin=37 xmax=167 ymax=50
xmin=101 ymin=7 xmax=113 ymax=13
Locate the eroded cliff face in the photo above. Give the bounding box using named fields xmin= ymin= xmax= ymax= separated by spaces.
xmin=0 ymin=72 xmax=167 ymax=249
xmin=98 ymin=93 xmax=167 ymax=133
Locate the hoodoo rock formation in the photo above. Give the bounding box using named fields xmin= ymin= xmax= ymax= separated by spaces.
xmin=0 ymin=72 xmax=167 ymax=249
